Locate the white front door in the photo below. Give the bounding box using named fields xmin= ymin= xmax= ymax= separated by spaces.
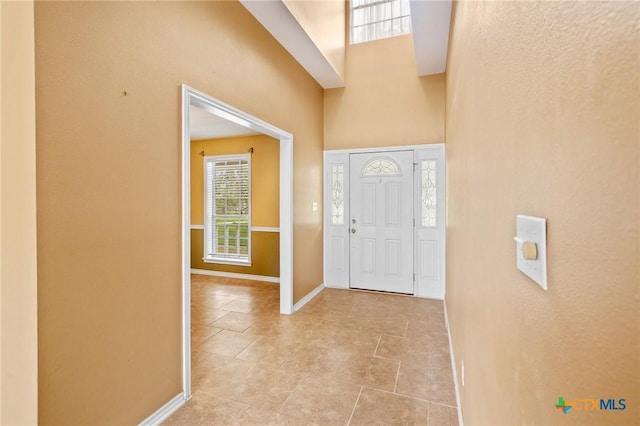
xmin=349 ymin=151 xmax=414 ymax=294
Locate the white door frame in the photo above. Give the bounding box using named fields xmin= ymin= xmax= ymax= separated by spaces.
xmin=323 ymin=144 xmax=445 ymax=299
xmin=181 ymin=85 xmax=294 ymax=399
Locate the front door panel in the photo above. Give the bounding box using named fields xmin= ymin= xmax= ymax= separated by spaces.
xmin=349 ymin=151 xmax=414 ymax=294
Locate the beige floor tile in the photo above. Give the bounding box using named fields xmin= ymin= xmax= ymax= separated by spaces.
xmin=313 ymin=354 xmax=400 ymax=393
xmin=376 ymin=334 xmax=430 ymax=361
xmin=236 ymin=335 xmax=300 ymax=368
xmin=291 ymin=305 xmax=331 ymax=322
xmin=199 ymin=329 xmax=257 ymax=358
xmin=424 ymin=368 xmax=457 ymax=406
xmin=191 ymin=325 xmax=222 ymax=345
xmin=279 ymin=376 xmax=362 ymax=425
xmin=243 ymin=318 xmax=331 ymax=343
xmin=191 ymin=307 xmax=230 ymax=326
xmin=281 ymin=344 xmax=349 ymax=375
xmin=191 ymin=355 xmax=253 ymax=393
xmin=223 ymin=365 xmax=302 ymax=411
xmin=211 ymin=311 xmax=257 ymax=332
xmin=193 ymin=293 xmax=239 ymax=309
xmin=429 ymin=349 xmax=453 ymax=372
xmin=395 ymin=360 xmax=428 ymax=398
xmin=220 ymin=298 xmax=259 ymax=313
xmin=163 ymin=391 xmax=249 ymax=425
xmin=250 ymin=303 xmax=281 ymax=314
xmin=191 ymin=350 xmax=210 ymax=368
xmin=355 ymin=315 xmax=409 ymax=336
xmin=321 ymin=328 xmax=382 ymax=356
xmin=411 ymin=320 xmax=443 ymax=338
xmin=233 ymin=406 xmax=302 ymax=426
xmin=170 ymin=275 xmax=458 ymax=424
xmin=395 ymin=361 xmax=456 ymax=405
xmin=429 ymin=335 xmax=451 ymax=355
xmin=349 ymin=387 xmax=429 ymax=425
xmin=241 ymin=320 xmax=286 ymax=337
xmin=428 ymin=402 xmax=459 ymax=426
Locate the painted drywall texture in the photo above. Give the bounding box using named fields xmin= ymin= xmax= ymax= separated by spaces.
xmin=283 ymin=0 xmax=346 ymax=81
xmin=324 ymin=35 xmax=445 ymax=150
xmin=0 ymin=1 xmax=39 ymax=425
xmin=35 ymin=1 xmax=323 ymax=424
xmin=445 ymin=1 xmax=639 ymax=425
xmin=191 ymin=230 xmax=280 ymax=278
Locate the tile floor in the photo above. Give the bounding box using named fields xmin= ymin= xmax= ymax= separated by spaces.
xmin=164 ymin=274 xmax=459 ymax=425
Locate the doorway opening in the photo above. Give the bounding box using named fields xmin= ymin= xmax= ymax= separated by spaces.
xmin=181 ymin=85 xmax=294 ymax=398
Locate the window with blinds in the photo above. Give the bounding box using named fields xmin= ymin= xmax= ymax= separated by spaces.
xmin=204 ymin=155 xmax=251 ymax=265
xmin=351 ymin=0 xmax=412 ymax=44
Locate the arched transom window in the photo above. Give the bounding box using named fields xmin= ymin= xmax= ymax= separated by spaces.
xmin=361 ymin=157 xmax=402 ymax=177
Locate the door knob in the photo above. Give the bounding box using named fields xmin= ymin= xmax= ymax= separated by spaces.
xmin=351 ymin=228 xmax=356 ymax=234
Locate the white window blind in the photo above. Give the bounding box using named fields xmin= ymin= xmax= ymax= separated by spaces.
xmin=351 ymin=0 xmax=412 ymax=44
xmin=204 ymin=155 xmax=251 ymax=265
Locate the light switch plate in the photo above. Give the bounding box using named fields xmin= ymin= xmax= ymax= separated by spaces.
xmin=515 ymin=215 xmax=547 ymax=290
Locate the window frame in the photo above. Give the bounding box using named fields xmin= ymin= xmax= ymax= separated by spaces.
xmin=330 ymin=163 xmax=345 ymax=226
xmin=203 ymin=153 xmax=252 ymax=266
xmin=420 ymin=159 xmax=437 ymax=228
xmin=350 ymin=0 xmax=412 ymax=45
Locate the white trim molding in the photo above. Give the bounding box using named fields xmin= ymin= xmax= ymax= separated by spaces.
xmin=138 ymin=393 xmax=186 ymax=426
xmin=323 ymin=144 xmax=439 ymax=155
xmin=191 ymin=269 xmax=280 ymax=284
xmin=181 ymin=85 xmax=294 ymax=410
xmin=444 ymin=302 xmax=464 ymax=426
xmin=202 ymin=153 xmax=252 ymax=266
xmin=293 ymin=283 xmax=325 ymax=312
xmin=251 ymin=226 xmax=280 ymax=232
xmin=190 ymin=224 xmax=279 ymax=233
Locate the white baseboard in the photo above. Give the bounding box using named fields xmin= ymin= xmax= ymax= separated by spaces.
xmin=323 ymin=283 xmax=349 ymax=290
xmin=444 ymin=301 xmax=464 ymax=426
xmin=191 ymin=268 xmax=280 ymax=283
xmin=293 ymin=283 xmax=325 ymax=312
xmin=138 ymin=392 xmax=186 ymax=426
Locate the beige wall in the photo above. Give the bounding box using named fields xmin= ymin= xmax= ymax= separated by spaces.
xmin=35 ymin=1 xmax=323 ymax=424
xmin=445 ymin=1 xmax=639 ymax=425
xmin=0 ymin=1 xmax=39 ymax=425
xmin=191 ymin=230 xmax=280 ymax=278
xmin=283 ymin=0 xmax=346 ymax=81
xmin=324 ymin=35 xmax=445 ymax=150
xmin=190 ymin=135 xmax=280 ymax=277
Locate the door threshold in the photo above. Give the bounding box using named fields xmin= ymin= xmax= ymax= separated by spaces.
xmin=348 ymin=287 xmax=415 ymax=297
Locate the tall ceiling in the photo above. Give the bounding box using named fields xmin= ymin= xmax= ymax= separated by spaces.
xmin=192 ymin=0 xmax=453 ymax=139
xmin=241 ymin=0 xmax=452 ymax=89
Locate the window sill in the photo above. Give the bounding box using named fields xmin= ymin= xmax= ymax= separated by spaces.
xmin=203 ymin=258 xmax=252 ymax=267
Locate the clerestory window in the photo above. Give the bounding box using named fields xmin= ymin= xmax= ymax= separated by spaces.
xmin=203 ymin=155 xmax=251 ymax=265
xmin=351 ymin=0 xmax=412 ymax=44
